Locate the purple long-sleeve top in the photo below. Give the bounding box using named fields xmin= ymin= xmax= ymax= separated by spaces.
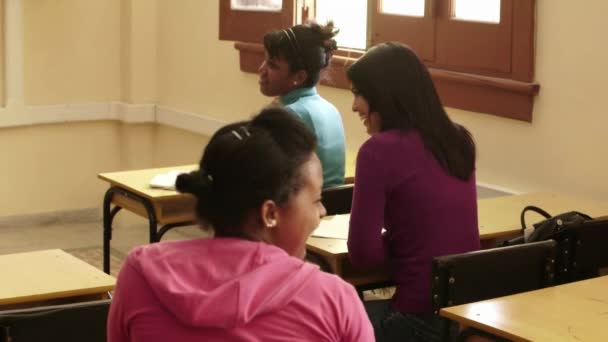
xmin=348 ymin=129 xmax=480 ymax=313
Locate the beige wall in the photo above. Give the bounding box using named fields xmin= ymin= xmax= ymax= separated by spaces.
xmin=3 ymin=0 xmax=608 ymax=217
xmin=0 ymin=0 xmax=5 ymax=106
xmin=0 ymin=121 xmax=206 ymax=216
xmin=156 ymin=0 xmax=268 ymax=120
xmin=23 ymin=0 xmax=122 ymax=104
xmin=156 ymin=0 xmax=608 ymax=201
xmin=121 ymin=0 xmax=158 ymax=103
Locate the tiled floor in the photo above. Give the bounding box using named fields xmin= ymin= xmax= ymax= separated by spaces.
xmin=0 ymin=212 xmax=207 ymax=262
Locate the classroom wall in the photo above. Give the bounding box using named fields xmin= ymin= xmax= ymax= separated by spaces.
xmin=121 ymin=0 xmax=157 ymax=103
xmin=156 ymin=0 xmax=608 ymax=201
xmin=0 ymin=0 xmax=205 ymax=217
xmin=2 ymin=0 xmax=607 ymax=217
xmin=23 ymin=0 xmax=121 ymax=104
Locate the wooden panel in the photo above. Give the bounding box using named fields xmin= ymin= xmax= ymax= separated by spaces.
xmin=511 ymin=0 xmax=536 ymax=81
xmin=434 ymin=0 xmax=513 ymax=75
xmin=431 ymin=68 xmax=538 ymax=122
xmin=219 ymin=0 xmax=294 ymax=43
xmin=370 ymin=0 xmax=436 ymax=62
xmin=156 ymin=197 xmax=196 ymax=224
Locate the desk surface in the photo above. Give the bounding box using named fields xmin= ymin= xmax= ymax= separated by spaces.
xmin=307 ymin=192 xmax=608 ymax=257
xmin=440 ymin=276 xmax=608 ymax=342
xmin=0 ymin=249 xmax=116 ymax=307
xmin=98 ymin=150 xmax=357 ymax=200
xmin=98 ymin=164 xmax=198 ymax=200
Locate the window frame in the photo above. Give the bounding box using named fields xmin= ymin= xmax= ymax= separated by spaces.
xmin=223 ymin=0 xmax=539 ymax=122
xmin=219 ymin=0 xmax=294 ymax=43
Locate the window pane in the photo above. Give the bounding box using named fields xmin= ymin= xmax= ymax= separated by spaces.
xmin=453 ymin=0 xmax=500 ymax=23
xmin=316 ymin=0 xmax=367 ymax=50
xmin=380 ymin=0 xmax=425 ymax=17
xmin=230 ymin=0 xmax=282 ymax=12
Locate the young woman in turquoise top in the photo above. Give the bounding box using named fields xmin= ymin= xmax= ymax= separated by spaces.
xmin=258 ymin=22 xmax=346 ymax=188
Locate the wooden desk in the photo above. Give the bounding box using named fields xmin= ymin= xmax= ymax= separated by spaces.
xmin=440 ymin=275 xmax=608 ymax=341
xmin=0 ymin=249 xmax=116 ymax=309
xmin=98 ymin=164 xmax=198 ymax=273
xmin=98 ymin=151 xmax=357 ymax=273
xmin=306 ymin=192 xmax=608 ymax=286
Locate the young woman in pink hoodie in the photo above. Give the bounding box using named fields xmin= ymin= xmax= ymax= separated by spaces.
xmin=107 ymin=107 xmax=374 ymax=342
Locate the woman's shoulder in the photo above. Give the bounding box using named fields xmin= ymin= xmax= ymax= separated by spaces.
xmin=362 ymin=129 xmax=421 ymax=152
xmin=306 ymin=267 xmax=360 ymax=299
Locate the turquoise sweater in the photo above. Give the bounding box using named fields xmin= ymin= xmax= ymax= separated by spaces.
xmin=281 ymin=87 xmax=345 ymax=187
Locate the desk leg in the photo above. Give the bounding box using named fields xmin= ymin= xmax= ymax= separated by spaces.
xmin=103 ymin=186 xmax=158 ymax=274
xmin=103 ymin=187 xmax=123 ymax=274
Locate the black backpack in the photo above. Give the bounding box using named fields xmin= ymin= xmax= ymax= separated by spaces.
xmin=503 ymin=205 xmax=592 ymax=246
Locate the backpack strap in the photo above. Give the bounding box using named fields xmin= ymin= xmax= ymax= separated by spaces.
xmin=520 ymin=205 xmax=552 ymax=232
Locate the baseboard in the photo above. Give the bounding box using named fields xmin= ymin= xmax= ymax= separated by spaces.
xmin=0 ymin=208 xmax=101 ymax=229
xmin=476 ymin=181 xmax=520 ymax=199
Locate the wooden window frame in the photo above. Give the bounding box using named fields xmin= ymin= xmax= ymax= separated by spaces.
xmin=223 ymin=0 xmax=539 ymax=122
xmin=219 ymin=0 xmax=294 ymax=43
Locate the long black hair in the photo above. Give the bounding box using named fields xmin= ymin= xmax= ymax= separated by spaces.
xmin=175 ymin=107 xmax=317 ymax=237
xmin=263 ymin=21 xmax=339 ymax=87
xmin=347 ymin=42 xmax=476 ymax=181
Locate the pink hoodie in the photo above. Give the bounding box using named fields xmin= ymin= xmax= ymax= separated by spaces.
xmin=107 ymin=238 xmax=374 ymax=341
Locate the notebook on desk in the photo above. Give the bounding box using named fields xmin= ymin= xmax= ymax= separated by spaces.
xmin=311 ymin=214 xmax=350 ymax=239
xmin=149 ymin=170 xmax=188 ymax=190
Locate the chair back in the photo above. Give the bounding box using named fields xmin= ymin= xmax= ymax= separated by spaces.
xmin=431 ymin=241 xmax=556 ymax=341
xmin=432 ymin=240 xmax=557 ymax=313
xmin=553 ymin=219 xmax=608 ymax=283
xmin=321 ymin=183 xmax=353 ymax=216
xmin=0 ymin=299 xmax=111 ymax=342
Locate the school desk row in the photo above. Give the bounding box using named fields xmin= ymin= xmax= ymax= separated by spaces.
xmin=2 ymin=248 xmax=606 ymax=341
xmin=98 ymin=160 xmax=608 ymax=281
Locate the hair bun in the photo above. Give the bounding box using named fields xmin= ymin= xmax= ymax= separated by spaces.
xmin=311 ymin=21 xmax=339 ymax=67
xmin=175 ymin=170 xmax=210 ymax=195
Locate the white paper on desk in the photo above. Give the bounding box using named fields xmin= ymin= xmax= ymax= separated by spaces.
xmin=149 ymin=170 xmax=188 ymax=190
xmin=311 ymin=214 xmax=350 ymax=239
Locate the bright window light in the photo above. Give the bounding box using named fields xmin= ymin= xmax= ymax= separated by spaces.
xmin=380 ymin=0 xmax=425 ymax=17
xmin=453 ymin=0 xmax=501 ymax=23
xmin=315 ymin=0 xmax=368 ymax=50
xmin=231 ymin=0 xmax=282 ymax=12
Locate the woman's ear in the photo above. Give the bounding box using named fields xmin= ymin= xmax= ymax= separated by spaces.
xmin=293 ymin=70 xmax=308 ymax=87
xmin=260 ymin=200 xmax=278 ymax=228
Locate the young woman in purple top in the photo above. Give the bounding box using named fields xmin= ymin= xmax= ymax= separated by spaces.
xmin=346 ymin=42 xmax=480 ymax=341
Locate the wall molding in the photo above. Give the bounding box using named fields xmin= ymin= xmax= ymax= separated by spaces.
xmin=0 ymin=102 xmax=226 ymax=136
xmin=156 ymin=105 xmax=226 ymax=136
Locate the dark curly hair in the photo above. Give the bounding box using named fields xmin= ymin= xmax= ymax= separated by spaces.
xmin=175 ymin=107 xmax=317 ymax=238
xmin=263 ymin=21 xmax=339 ymax=87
